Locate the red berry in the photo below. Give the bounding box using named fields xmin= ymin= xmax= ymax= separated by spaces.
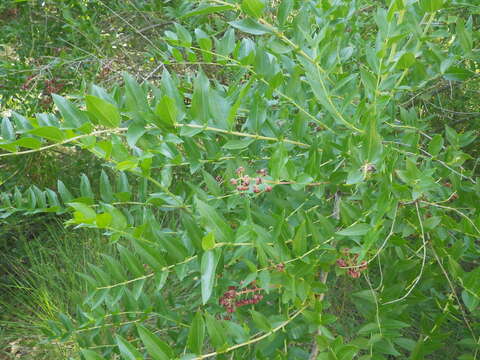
xmin=265 ymin=185 xmax=273 ymax=192
xmin=253 ymin=186 xmax=260 ymax=193
xmin=336 ymin=259 xmax=347 ymax=267
xmin=230 ymin=178 xmax=238 ymax=185
xmin=348 ymin=269 xmax=361 ymax=278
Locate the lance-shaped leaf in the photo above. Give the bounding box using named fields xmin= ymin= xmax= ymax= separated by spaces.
xmin=205 ymin=313 xmax=228 ymax=350
xmin=293 ymin=220 xmax=307 ymax=256
xmin=52 ymin=94 xmax=88 ymax=128
xmin=181 ymin=4 xmax=234 ymax=19
xmin=241 ymin=0 xmax=265 ymax=18
xmin=195 ymin=199 xmax=233 ymax=243
xmin=201 ymin=250 xmax=218 ymax=304
xmin=137 ymin=324 xmax=174 ymax=360
xmin=187 ymin=311 xmax=205 ymax=354
xmin=86 ymin=95 xmax=121 ymax=128
xmin=81 ymin=349 xmax=105 ymax=360
xmin=123 ymin=72 xmax=149 ymax=112
xmin=155 ymin=95 xmax=177 ymax=130
xmin=1 ymin=117 xmax=15 ymax=141
xmin=115 ymin=335 xmax=143 ymax=360
xmin=191 ymin=71 xmax=210 ymax=124
xmin=100 ymin=170 xmax=114 ymax=203
xmin=229 ymin=19 xmax=272 ymax=35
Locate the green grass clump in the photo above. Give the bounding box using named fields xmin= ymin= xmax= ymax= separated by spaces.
xmin=0 ymin=222 xmax=110 ymax=359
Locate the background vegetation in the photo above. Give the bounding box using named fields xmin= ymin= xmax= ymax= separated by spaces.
xmin=0 ymin=0 xmax=479 ymax=359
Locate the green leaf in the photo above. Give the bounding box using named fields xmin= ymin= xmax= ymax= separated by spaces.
xmin=277 ymin=0 xmax=293 ymax=25
xmin=202 ymin=170 xmax=222 ymax=197
xmin=123 ymin=73 xmax=148 ymax=112
xmin=174 ymin=23 xmax=192 ymax=46
xmin=228 ymin=19 xmax=272 ymax=35
xmin=216 ymin=28 xmax=236 ymax=56
xmin=293 ymin=221 xmax=307 ymax=256
xmin=181 ymin=5 xmax=234 ymax=19
xmin=457 ymin=18 xmax=472 ymax=54
xmin=68 ymin=202 xmax=96 ymax=220
xmin=201 ymin=250 xmax=218 ymax=304
xmin=126 ymin=123 xmax=146 ymax=148
xmin=443 ymin=66 xmax=473 ymax=81
xmin=396 ymin=52 xmax=416 ymax=69
xmin=461 ymin=290 xmax=479 ymax=313
xmin=52 ymin=94 xmax=88 ymax=128
xmin=191 ymin=71 xmax=210 ymax=124
xmin=302 ymin=60 xmax=353 ymax=132
xmin=57 ymin=180 xmax=73 ymax=203
xmin=419 ymin=0 xmax=444 ymax=13
xmin=29 ymin=126 xmax=66 ymax=142
xmin=202 ymin=232 xmax=216 ymax=251
xmin=137 ymin=324 xmax=174 ymax=360
xmin=187 ymin=311 xmax=205 ymax=354
xmin=155 ymin=96 xmax=177 ymax=130
xmin=95 ymin=213 xmax=112 ymax=228
xmin=118 ymin=244 xmax=145 ymax=277
xmin=363 ymin=116 xmax=382 ymax=162
xmin=227 ymin=79 xmax=253 ymax=129
xmin=336 ymin=223 xmax=371 ymax=236
xmin=81 ymin=349 xmax=105 ymax=360
xmin=86 ymin=95 xmax=121 ymax=128
xmin=428 ymin=134 xmax=444 ymax=156
xmin=13 ymin=137 xmax=41 ymax=149
xmin=223 ymin=138 xmax=254 ymax=150
xmin=133 ymin=241 xmax=166 ymax=272
xmin=80 ymin=174 xmax=94 ymax=199
xmin=100 ymin=170 xmax=114 ymax=203
xmin=115 ymin=334 xmax=143 ymax=360
xmin=103 ymin=204 xmax=127 ymax=230
xmin=241 ymin=0 xmax=265 ymax=18
xmin=250 ymin=309 xmax=271 ymax=331
xmin=270 ymin=143 xmax=287 ymax=180
xmin=195 ymin=28 xmax=213 ymax=62
xmin=196 ymin=199 xmax=233 ymax=243
xmin=1 ymin=118 xmax=15 ymax=141
xmin=205 ymin=313 xmax=228 ymax=350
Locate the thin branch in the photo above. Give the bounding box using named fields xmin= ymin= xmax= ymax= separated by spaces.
xmin=430 ymin=245 xmax=478 ymax=353
xmin=0 ymin=128 xmax=127 ymax=158
xmin=174 ymin=123 xmax=310 ymax=147
xmin=96 ymin=255 xmax=197 ymax=290
xmin=382 ymin=202 xmax=427 ymax=305
xmin=192 ymin=305 xmax=308 ymax=359
xmin=421 ymin=200 xmax=480 ymax=236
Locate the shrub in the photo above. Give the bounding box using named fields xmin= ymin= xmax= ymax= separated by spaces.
xmin=1 ymin=0 xmax=479 ymax=359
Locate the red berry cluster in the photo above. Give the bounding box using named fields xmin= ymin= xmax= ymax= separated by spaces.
xmin=230 ymin=167 xmax=272 ymax=194
xmin=219 ymin=284 xmax=264 ymax=313
xmin=43 ymin=79 xmax=65 ymax=96
xmin=336 ymin=248 xmax=367 ymax=279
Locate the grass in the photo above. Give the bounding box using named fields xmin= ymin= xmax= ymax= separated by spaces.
xmin=0 ymin=221 xmax=111 ymax=359
xmin=0 ymin=2 xmax=174 ymax=358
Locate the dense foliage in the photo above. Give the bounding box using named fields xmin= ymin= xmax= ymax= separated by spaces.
xmin=1 ymin=0 xmax=479 ymax=359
